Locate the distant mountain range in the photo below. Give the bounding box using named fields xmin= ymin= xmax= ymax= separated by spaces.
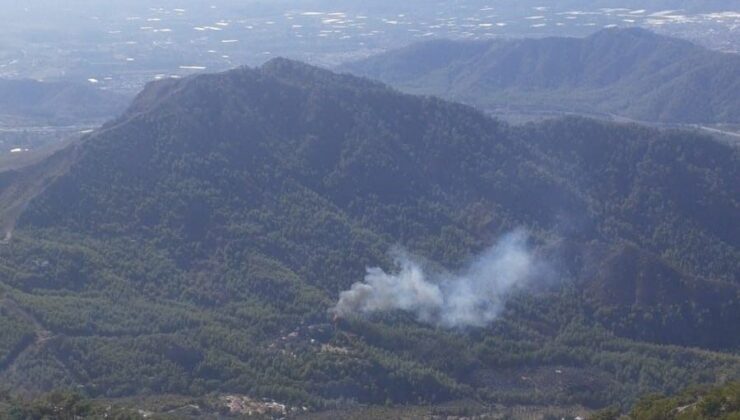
xmin=0 ymin=79 xmax=128 ymax=125
xmin=341 ymin=28 xmax=740 ymax=124
xmin=0 ymin=59 xmax=737 ymax=412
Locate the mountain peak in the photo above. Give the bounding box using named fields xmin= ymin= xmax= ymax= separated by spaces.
xmin=260 ymin=56 xmax=313 ymax=72
xmin=261 ymin=56 xmax=389 ymax=92
xmin=259 ymin=56 xmax=337 ymax=83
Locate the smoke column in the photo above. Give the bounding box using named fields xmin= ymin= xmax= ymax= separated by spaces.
xmin=332 ymin=230 xmax=542 ymax=328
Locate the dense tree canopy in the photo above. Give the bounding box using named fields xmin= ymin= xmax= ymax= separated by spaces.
xmin=0 ymin=58 xmax=737 ymax=411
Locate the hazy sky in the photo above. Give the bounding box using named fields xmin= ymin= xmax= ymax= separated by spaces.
xmin=0 ymin=0 xmax=736 ymax=87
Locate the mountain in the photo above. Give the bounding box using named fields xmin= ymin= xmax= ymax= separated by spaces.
xmin=340 ymin=28 xmax=740 ymax=124
xmin=0 ymin=79 xmax=128 ymax=125
xmin=0 ymin=59 xmax=738 ymax=413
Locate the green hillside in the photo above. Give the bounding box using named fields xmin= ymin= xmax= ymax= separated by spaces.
xmin=0 ymin=59 xmax=737 ymax=412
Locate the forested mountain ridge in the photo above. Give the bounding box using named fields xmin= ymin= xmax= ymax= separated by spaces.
xmin=341 ymin=28 xmax=740 ymax=124
xmin=0 ymin=58 xmax=738 ymax=412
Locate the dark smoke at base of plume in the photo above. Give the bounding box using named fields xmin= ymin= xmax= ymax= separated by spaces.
xmin=332 ymin=230 xmax=549 ymax=328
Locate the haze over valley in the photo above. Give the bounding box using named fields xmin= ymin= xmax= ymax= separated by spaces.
xmin=1 ymin=0 xmax=738 ymax=92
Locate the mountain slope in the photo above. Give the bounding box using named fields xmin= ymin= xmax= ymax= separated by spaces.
xmin=0 ymin=59 xmax=737 ymax=410
xmin=341 ymin=28 xmax=740 ymax=124
xmin=0 ymin=79 xmax=128 ymax=125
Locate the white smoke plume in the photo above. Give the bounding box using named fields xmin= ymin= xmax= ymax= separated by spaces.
xmin=332 ymin=230 xmax=544 ymax=328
